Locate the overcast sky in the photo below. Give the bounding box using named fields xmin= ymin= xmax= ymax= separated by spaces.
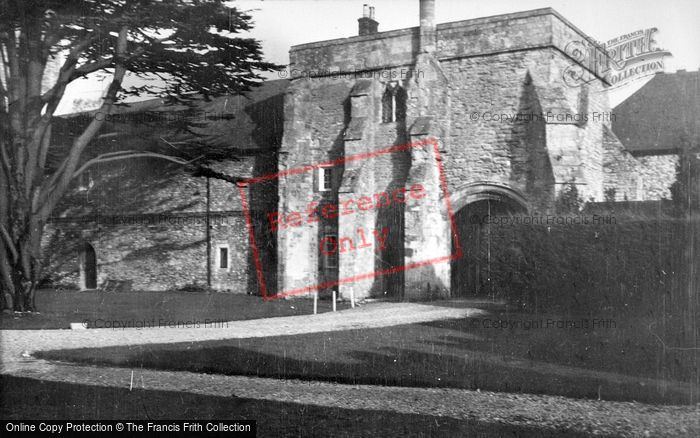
xmin=235 ymin=0 xmax=698 ymax=73
xmin=59 ymin=0 xmax=699 ymax=113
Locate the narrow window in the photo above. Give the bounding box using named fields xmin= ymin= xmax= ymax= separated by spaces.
xmin=81 ymin=242 xmax=97 ymax=290
xmin=382 ymin=86 xmax=394 ymax=123
xmin=322 ymin=234 xmax=338 ymax=269
xmin=318 ymin=166 xmax=333 ymax=192
xmin=394 ymin=86 xmax=407 ymax=122
xmin=218 ymin=246 xmax=229 ymax=269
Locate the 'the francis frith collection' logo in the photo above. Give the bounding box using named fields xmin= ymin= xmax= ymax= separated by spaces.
xmin=564 ymin=27 xmax=672 ymax=89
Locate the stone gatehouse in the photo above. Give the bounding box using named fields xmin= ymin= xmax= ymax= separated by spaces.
xmin=43 ymin=2 xmax=682 ymax=298
xmin=275 ymin=2 xmax=676 ymax=301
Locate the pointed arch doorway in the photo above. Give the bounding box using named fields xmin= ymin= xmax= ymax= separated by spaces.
xmin=450 ymin=183 xmax=529 ymax=297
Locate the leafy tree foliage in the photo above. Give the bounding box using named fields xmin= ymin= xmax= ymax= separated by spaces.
xmin=555 ymin=181 xmax=583 ymax=213
xmin=0 ymin=0 xmax=279 ymax=310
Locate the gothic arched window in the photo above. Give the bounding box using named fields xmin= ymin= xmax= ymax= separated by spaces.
xmin=382 ymin=83 xmax=406 ymax=123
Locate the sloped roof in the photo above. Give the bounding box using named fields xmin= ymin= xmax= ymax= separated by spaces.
xmin=612 ymin=70 xmax=700 ymax=154
xmin=55 ymin=79 xmax=289 ymax=153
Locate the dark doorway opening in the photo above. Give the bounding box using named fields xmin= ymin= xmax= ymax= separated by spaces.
xmin=451 ymin=198 xmax=525 ymax=297
xmin=376 ymin=202 xmax=405 ymax=300
xmin=318 ymin=216 xmax=339 ymax=299
xmin=82 ymin=242 xmax=97 ymax=290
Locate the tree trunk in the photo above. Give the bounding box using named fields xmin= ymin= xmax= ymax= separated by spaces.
xmin=1 ymin=233 xmax=41 ymax=312
xmin=0 ymin=196 xmax=43 ymax=312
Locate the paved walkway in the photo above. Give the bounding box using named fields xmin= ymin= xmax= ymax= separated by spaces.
xmin=1 ymin=302 xmax=698 ymax=437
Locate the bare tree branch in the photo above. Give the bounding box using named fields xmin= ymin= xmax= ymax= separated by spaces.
xmin=189 ymin=165 xmax=244 ymax=185
xmin=39 ymin=31 xmax=104 ymax=104
xmin=0 ymin=223 xmax=18 ymax=262
xmin=72 ymin=151 xmax=197 ymax=179
xmin=25 ymin=32 xmax=107 ymax=186
xmin=6 ymin=28 xmax=23 ymax=133
xmin=72 ymin=57 xmax=113 ymax=77
xmin=0 ymin=140 xmax=11 ymax=184
xmin=35 ymin=26 xmax=129 ymax=219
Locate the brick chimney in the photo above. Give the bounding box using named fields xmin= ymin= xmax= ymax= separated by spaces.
xmin=358 ymin=4 xmax=378 ymax=36
xmin=419 ymin=0 xmax=436 ymax=53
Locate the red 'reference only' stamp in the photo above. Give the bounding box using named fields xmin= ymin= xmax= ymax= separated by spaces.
xmin=238 ymin=138 xmax=461 ymax=300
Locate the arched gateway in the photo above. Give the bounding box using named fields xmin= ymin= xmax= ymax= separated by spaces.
xmin=449 ymin=183 xmax=529 ymax=297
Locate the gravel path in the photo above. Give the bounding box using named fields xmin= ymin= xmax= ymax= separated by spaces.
xmin=2 ymin=302 xmax=698 ymax=437
xmin=1 ymin=303 xmax=478 ymax=370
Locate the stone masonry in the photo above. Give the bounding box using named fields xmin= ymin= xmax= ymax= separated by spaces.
xmin=43 ymin=154 xmax=277 ymax=292
xmin=41 ymin=82 xmax=285 ymax=293
xmin=276 ymin=3 xmax=675 ymax=302
xmin=41 ymin=3 xmax=679 ymax=296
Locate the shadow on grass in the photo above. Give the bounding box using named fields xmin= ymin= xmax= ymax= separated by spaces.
xmin=422 ymin=314 xmax=699 ymax=384
xmin=37 ymin=313 xmax=698 ymax=405
xmin=0 ymin=290 xmax=347 ymax=330
xmin=0 ymin=375 xmax=593 ymax=437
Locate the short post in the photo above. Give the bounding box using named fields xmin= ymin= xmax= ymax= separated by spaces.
xmin=332 ymin=290 xmax=337 ymax=312
xmin=313 ymin=292 xmax=318 ymax=315
xmin=350 ymin=289 xmax=355 ymax=308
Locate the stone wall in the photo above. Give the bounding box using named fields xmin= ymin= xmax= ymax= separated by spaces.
xmin=602 ymin=131 xmax=678 ymax=202
xmin=637 ymin=154 xmax=678 ymax=200
xmin=402 ymin=52 xmax=453 ymax=300
xmin=277 ymin=74 xmax=412 ymax=297
xmin=602 ymin=125 xmax=641 ymax=201
xmin=276 ymin=76 xmax=354 ymax=297
xmin=290 ymin=8 xmax=608 ymax=80
xmin=286 ymin=7 xmax=613 ymax=213
xmin=437 ymin=48 xmax=610 ymax=208
xmin=42 ymin=154 xmax=277 ymax=293
xmin=278 ymin=7 xmax=617 ymax=301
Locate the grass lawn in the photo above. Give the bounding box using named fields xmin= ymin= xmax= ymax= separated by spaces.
xmin=0 ymin=289 xmax=347 ymax=330
xmin=0 ymin=376 xmax=592 ymax=437
xmin=38 ymin=307 xmax=699 ymax=405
